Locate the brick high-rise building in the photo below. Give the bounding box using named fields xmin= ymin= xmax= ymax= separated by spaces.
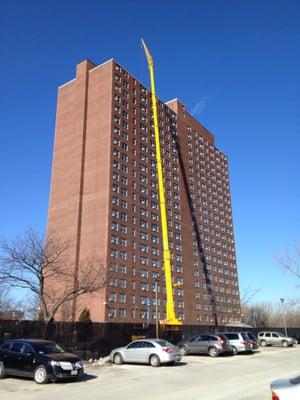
xmin=47 ymin=58 xmax=241 ymax=325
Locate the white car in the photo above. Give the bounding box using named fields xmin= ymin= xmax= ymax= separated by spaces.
xmin=271 ymin=375 xmax=300 ymax=399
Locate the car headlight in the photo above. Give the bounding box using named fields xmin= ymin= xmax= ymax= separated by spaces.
xmin=75 ymin=361 xmax=84 ymax=368
xmin=50 ymin=361 xmax=74 ymax=370
xmin=50 ymin=360 xmax=60 ymax=367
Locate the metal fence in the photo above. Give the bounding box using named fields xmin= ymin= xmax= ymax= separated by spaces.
xmin=0 ymin=319 xmax=299 ymax=360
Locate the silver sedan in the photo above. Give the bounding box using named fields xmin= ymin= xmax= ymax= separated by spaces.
xmin=110 ymin=339 xmax=182 ymax=367
xmin=271 ymin=375 xmax=300 ymax=400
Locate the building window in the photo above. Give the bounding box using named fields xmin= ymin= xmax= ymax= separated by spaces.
xmin=119 ymin=264 xmax=127 ymax=274
xmin=120 ymin=225 xmax=127 ymax=233
xmin=140 ymin=196 xmax=148 ymax=205
xmin=140 ymin=256 xmax=148 ymax=265
xmin=111 ymin=235 xmax=118 ymax=244
xmin=140 ymin=243 xmax=148 ymax=253
xmin=140 ymin=219 xmax=148 ymax=228
xmin=151 ymin=224 xmax=159 ymax=232
xmin=120 ymin=238 xmax=127 ymax=247
xmin=119 ymin=279 xmax=127 ymax=288
xmin=109 ymin=293 xmax=117 ymax=302
xmin=140 ymin=231 xmax=148 ymax=240
xmin=108 ymin=308 xmax=117 ymax=318
xmin=151 ymin=235 xmax=159 ymax=244
xmin=111 ymin=249 xmax=117 ymax=258
xmin=140 ymin=208 xmax=148 ymax=217
xmin=176 ymin=301 xmax=184 ymax=309
xmin=140 ymin=296 xmax=149 ymax=305
xmin=110 ymin=277 xmax=117 ymax=287
xmin=140 ymin=282 xmax=149 ymax=291
xmin=140 ymin=269 xmax=148 ymax=278
xmin=178 ymin=312 xmax=185 ymax=321
xmin=176 ymin=265 xmax=183 ymax=273
xmin=120 ymin=212 xmax=127 ymax=221
xmin=151 ymin=202 xmax=158 ymax=210
xmin=119 ymin=294 xmax=126 ymax=303
xmin=151 ymin=248 xmax=159 ymax=256
xmin=111 ymin=222 xmax=118 ymax=231
xmin=112 ymin=196 xmax=119 ymax=206
xmin=140 ymin=174 xmax=148 ymax=183
xmin=151 ymin=259 xmax=160 ymax=267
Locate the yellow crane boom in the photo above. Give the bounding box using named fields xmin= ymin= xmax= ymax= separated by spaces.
xmin=141 ymin=39 xmax=182 ymax=326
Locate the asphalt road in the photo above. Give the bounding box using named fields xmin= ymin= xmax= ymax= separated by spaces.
xmin=0 ymin=346 xmax=299 ymax=400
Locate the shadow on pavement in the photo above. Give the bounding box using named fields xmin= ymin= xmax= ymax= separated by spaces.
xmin=53 ymin=373 xmax=98 ymax=384
xmin=165 ymin=361 xmax=188 ymax=367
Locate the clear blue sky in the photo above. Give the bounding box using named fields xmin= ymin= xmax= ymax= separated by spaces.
xmin=1 ymin=0 xmax=299 ymax=305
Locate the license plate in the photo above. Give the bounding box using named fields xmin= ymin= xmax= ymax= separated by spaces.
xmin=71 ymin=370 xmax=78 ymax=375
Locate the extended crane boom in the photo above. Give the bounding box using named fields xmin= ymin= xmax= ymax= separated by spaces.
xmin=141 ymin=39 xmax=182 ymax=326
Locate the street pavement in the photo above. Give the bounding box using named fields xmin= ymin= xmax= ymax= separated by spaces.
xmin=0 ymin=346 xmax=299 ymax=400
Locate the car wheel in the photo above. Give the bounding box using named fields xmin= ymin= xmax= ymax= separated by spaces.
xmin=260 ymin=340 xmax=266 ymax=347
xmin=34 ymin=366 xmax=49 ymax=384
xmin=113 ymin=353 xmax=123 ymax=365
xmin=282 ymin=341 xmax=288 ymax=347
xmin=149 ymin=354 xmax=161 ymax=367
xmin=0 ymin=362 xmax=6 ymax=379
xmin=208 ymin=347 xmax=218 ymax=357
xmin=231 ymin=346 xmax=238 ymax=355
xmin=180 ymin=346 xmax=188 ymax=356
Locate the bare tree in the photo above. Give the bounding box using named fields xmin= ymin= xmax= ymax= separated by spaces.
xmin=0 ymin=228 xmax=106 ymax=325
xmin=0 ymin=283 xmax=11 ymax=314
xmin=241 ymin=299 xmax=300 ymax=328
xmin=0 ymin=284 xmax=33 ymax=319
xmin=240 ymin=285 xmax=261 ymax=308
xmin=276 ymin=245 xmax=300 ymax=280
xmin=239 ymin=285 xmax=262 ymax=326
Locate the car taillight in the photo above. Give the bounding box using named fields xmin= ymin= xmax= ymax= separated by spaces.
xmin=162 ymin=347 xmax=172 ymax=353
xmin=271 ymin=391 xmax=280 ymax=400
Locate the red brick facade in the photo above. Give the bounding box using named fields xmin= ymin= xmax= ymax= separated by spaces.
xmin=47 ymin=59 xmax=241 ymax=325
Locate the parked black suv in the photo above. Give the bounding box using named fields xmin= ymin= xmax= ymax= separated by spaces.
xmin=0 ymin=339 xmax=84 ymax=384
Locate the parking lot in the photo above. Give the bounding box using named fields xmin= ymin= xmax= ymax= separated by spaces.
xmin=0 ymin=345 xmax=299 ymax=400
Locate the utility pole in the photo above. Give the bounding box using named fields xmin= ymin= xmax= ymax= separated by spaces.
xmin=280 ymin=298 xmax=288 ymax=336
xmin=154 ymin=275 xmax=160 ymax=338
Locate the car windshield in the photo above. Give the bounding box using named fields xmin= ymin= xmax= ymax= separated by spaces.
xmin=35 ymin=343 xmax=65 ymax=354
xmin=276 ymin=332 xmax=285 ymax=337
